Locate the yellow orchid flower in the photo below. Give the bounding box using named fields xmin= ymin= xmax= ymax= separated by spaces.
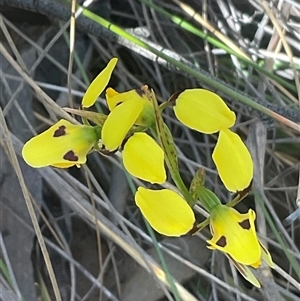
xmin=172 ymin=89 xmax=236 ymax=134
xmin=207 ymin=205 xmax=261 ymax=266
xmin=101 ymin=98 xmax=144 ymax=152
xmin=82 ymin=58 xmax=118 ymax=108
xmin=22 ymin=119 xmax=99 ymax=168
xmin=212 ymin=128 xmax=253 ymax=192
xmin=123 ymin=132 xmax=166 ymax=184
xmin=207 ymin=204 xmax=274 ymax=287
xmin=135 ymin=187 xmax=195 ymax=236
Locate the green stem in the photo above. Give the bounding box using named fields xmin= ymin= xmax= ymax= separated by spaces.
xmin=226 ymin=194 xmax=243 ymax=208
xmin=226 ymin=183 xmax=252 ymax=207
xmin=150 ymin=90 xmax=196 ymax=207
xmin=195 ymin=218 xmax=210 ymax=233
xmin=150 ymin=127 xmax=195 ymax=207
xmin=170 ymin=169 xmax=195 ymax=207
xmin=158 ymin=101 xmax=171 ymax=111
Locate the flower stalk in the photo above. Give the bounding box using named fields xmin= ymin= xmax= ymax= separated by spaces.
xmin=150 ymin=89 xmax=196 ymax=206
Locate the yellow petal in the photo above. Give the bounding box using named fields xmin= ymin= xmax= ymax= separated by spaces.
xmin=101 ymin=98 xmax=143 ymax=152
xmin=135 ymin=187 xmax=195 ymax=236
xmin=212 ymin=128 xmax=253 ymax=192
xmin=106 ymin=87 xmax=119 ymax=100
xmin=173 ymin=89 xmax=236 ymax=134
xmin=207 ymin=205 xmax=261 ymax=266
xmin=123 ymin=133 xmax=166 ymax=184
xmin=82 ymin=58 xmax=118 ymax=108
xmin=22 ymin=120 xmax=98 ymax=168
xmin=106 ymin=89 xmax=146 ymax=111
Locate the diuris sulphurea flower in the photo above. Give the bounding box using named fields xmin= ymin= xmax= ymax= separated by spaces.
xmin=22 ymin=119 xmax=100 ymax=168
xmin=207 ymin=204 xmax=274 ymax=287
xmin=207 ymin=205 xmax=261 ymax=266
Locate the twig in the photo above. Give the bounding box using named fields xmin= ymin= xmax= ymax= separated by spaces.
xmin=0 ymin=108 xmax=62 ymax=301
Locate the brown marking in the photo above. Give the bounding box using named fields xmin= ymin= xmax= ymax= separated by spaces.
xmin=53 ymin=125 xmax=66 ymax=137
xmin=186 ymin=221 xmax=199 ymax=235
xmin=139 ymin=85 xmax=151 ymax=96
xmin=138 ymin=85 xmax=153 ymax=101
xmin=168 ymin=91 xmax=182 ymax=105
xmin=100 ymin=145 xmax=117 ymax=156
xmin=136 ymin=88 xmax=144 ymax=97
xmin=216 ymin=236 xmax=227 ymax=247
xmin=63 ymin=150 xmax=78 ymax=161
xmin=237 ymin=180 xmax=253 ymax=197
xmin=259 ymin=241 xmax=267 ymax=252
xmin=239 ymin=219 xmax=251 ymax=230
xmin=227 ymin=254 xmax=246 ymax=274
xmin=121 ymin=136 xmax=131 ymax=149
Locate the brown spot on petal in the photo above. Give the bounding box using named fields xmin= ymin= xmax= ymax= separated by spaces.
xmin=227 ymin=254 xmax=247 ymax=274
xmin=53 ymin=125 xmax=66 ymax=137
xmin=186 ymin=220 xmax=198 ymax=235
xmin=216 ymin=236 xmax=227 ymax=247
xmin=100 ymin=145 xmax=117 ymax=156
xmin=237 ymin=179 xmax=252 ymax=198
xmin=121 ymin=135 xmax=132 ymax=149
xmin=136 ymin=88 xmax=144 ymax=97
xmin=239 ymin=219 xmax=251 ymax=230
xmin=63 ymin=150 xmax=78 ymax=161
xmin=258 ymin=241 xmax=267 ymax=253
xmin=138 ymin=85 xmax=153 ymax=101
xmin=168 ymin=91 xmax=182 ymax=105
